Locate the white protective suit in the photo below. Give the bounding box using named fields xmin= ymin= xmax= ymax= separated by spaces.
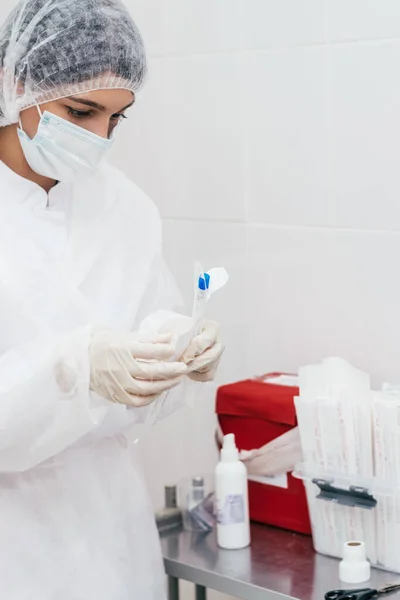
xmin=0 ymin=158 xmax=184 ymax=600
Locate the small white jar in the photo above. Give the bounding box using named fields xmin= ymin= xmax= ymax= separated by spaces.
xmin=339 ymin=541 xmax=371 ymax=584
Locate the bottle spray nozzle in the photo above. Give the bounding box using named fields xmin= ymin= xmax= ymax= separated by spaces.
xmin=223 ymin=434 xmax=236 ymax=449
xmin=221 ymin=433 xmax=239 ymax=462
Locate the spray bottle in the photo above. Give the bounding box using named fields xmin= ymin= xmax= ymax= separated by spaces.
xmin=215 ymin=433 xmax=250 ymax=549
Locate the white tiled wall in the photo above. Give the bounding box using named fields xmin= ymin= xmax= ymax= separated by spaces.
xmin=118 ymin=10 xmax=400 ymax=600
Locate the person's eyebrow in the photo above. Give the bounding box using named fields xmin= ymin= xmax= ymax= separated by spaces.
xmin=66 ymin=96 xmax=135 ymax=112
xmin=67 ymin=96 xmax=106 ymax=110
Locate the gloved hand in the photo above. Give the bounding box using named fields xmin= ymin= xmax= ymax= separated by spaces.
xmin=181 ymin=319 xmax=224 ymax=382
xmin=89 ymin=329 xmax=188 ymax=407
xmin=240 ymin=427 xmax=302 ymax=477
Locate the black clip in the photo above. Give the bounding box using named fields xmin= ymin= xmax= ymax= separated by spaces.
xmin=312 ymin=478 xmax=377 ymax=509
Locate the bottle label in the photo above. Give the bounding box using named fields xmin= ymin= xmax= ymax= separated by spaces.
xmin=217 ymin=494 xmax=245 ymax=525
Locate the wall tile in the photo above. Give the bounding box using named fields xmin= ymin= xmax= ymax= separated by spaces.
xmin=163 ymin=0 xmax=241 ymax=55
xmin=159 ymin=56 xmax=245 ymax=221
xmin=239 ymin=0 xmax=327 ymax=49
xmin=328 ymin=0 xmax=400 ymax=42
xmin=128 ymin=0 xmax=165 ymax=57
xmin=330 ymin=42 xmax=400 ymax=230
xmin=246 ymin=225 xmax=400 ymax=387
xmin=244 ymin=48 xmax=330 ymax=227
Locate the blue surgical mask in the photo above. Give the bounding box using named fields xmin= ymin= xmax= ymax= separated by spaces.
xmin=18 ymin=105 xmax=115 ymax=182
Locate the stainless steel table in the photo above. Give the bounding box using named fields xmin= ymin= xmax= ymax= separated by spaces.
xmin=161 ymin=524 xmax=400 ymax=600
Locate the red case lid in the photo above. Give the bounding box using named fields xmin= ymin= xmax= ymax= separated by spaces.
xmin=216 ymin=373 xmax=298 ymax=427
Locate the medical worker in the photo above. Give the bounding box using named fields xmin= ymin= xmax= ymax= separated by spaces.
xmin=0 ymin=0 xmax=223 ymax=598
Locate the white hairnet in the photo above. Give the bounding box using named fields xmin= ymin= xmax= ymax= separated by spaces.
xmin=0 ymin=0 xmax=147 ymax=127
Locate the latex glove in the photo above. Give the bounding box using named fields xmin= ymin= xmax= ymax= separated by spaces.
xmin=181 ymin=319 xmax=224 ymax=382
xmin=240 ymin=427 xmax=302 ymax=477
xmin=89 ymin=329 xmax=188 ymax=407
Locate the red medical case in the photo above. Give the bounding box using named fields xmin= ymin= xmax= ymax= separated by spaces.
xmin=216 ymin=373 xmax=311 ymax=535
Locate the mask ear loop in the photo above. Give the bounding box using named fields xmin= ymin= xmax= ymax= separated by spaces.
xmin=18 ymin=104 xmax=43 ymax=133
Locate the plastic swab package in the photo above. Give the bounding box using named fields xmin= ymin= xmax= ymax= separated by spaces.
xmin=139 ymin=263 xmax=229 ymax=362
xmin=134 ymin=264 xmax=229 ymax=435
xmin=296 ymin=358 xmax=372 ymax=476
xmin=372 ymin=388 xmax=400 ymax=570
xmin=294 ymin=358 xmax=377 ymax=567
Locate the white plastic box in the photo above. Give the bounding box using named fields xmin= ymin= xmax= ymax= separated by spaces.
xmin=294 ymin=465 xmax=400 ymax=573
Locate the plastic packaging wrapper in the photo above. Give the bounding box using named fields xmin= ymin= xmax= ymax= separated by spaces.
xmin=138 ymin=264 xmax=228 ymax=416
xmin=178 ymin=476 xmax=216 ymax=533
xmin=139 ymin=264 xmax=229 ymax=358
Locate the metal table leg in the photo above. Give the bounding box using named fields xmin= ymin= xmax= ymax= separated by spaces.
xmin=195 ymin=584 xmax=207 ymax=600
xmin=168 ymin=575 xmax=179 ymax=600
